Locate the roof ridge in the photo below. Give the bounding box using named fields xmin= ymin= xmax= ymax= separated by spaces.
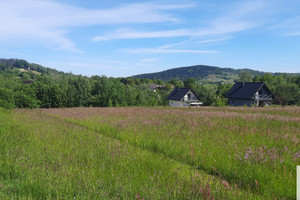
xmin=226 ymin=82 xmax=269 ymax=99
xmin=225 ymin=82 xmax=242 ymax=97
xmin=236 ymin=82 xmax=264 ymax=84
xmin=166 ymin=87 xmax=196 ymax=101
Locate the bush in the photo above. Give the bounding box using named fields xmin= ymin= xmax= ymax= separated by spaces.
xmin=14 ymin=91 xmax=39 ymax=108
xmin=0 ymin=88 xmax=15 ymax=109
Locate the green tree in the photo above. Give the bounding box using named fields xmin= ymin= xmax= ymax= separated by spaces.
xmin=168 ymin=79 xmax=184 ymax=88
xmin=14 ymin=91 xmax=39 ymax=108
xmin=19 ymin=72 xmax=32 ymax=80
xmin=212 ymin=96 xmax=228 ymax=107
xmin=194 ymin=84 xmax=217 ymax=106
xmin=238 ymin=71 xmax=253 ymax=82
xmin=0 ymin=88 xmax=15 ymax=109
xmin=108 ymin=98 xmax=113 ymax=107
xmin=216 ymin=83 xmax=232 ymax=97
xmin=274 ymin=83 xmax=300 ymax=105
xmin=184 ymin=78 xmax=196 ymax=89
xmin=66 ymin=76 xmax=91 ymax=107
xmin=34 ymin=83 xmax=66 ymax=108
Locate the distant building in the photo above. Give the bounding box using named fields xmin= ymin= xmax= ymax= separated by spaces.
xmin=24 ymin=66 xmax=30 ymax=71
xmin=166 ymin=87 xmax=201 ymax=107
xmin=148 ymin=84 xmax=165 ymax=92
xmin=225 ymin=82 xmax=273 ymax=107
xmin=148 ymin=84 xmax=174 ymax=92
xmin=22 ymin=80 xmax=34 ymax=84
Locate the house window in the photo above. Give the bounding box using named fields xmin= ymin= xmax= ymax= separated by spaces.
xmin=188 ymin=94 xmax=191 ymax=100
xmin=259 ymin=90 xmax=263 ymax=95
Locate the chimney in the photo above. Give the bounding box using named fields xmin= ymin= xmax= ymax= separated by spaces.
xmin=242 ymin=82 xmax=245 ymax=87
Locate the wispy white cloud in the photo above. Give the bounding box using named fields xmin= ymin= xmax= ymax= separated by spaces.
xmin=285 ymin=32 xmax=300 ymax=36
xmin=254 ymin=1 xmax=300 ymax=37
xmin=196 ymin=37 xmax=231 ymax=45
xmin=92 ymin=29 xmax=193 ymax=41
xmin=140 ymin=58 xmax=160 ymax=63
xmin=92 ymin=0 xmax=269 ymax=42
xmin=111 ymin=0 xmax=275 ymax=55
xmin=92 ymin=23 xmax=255 ymax=41
xmin=270 ymin=16 xmax=300 ymax=36
xmin=122 ymin=37 xmax=222 ymax=55
xmin=124 ymin=48 xmax=217 ymax=54
xmin=159 ymin=40 xmax=192 ymax=50
xmin=0 ymin=0 xmax=191 ymax=52
xmin=92 ymin=24 xmax=253 ymax=41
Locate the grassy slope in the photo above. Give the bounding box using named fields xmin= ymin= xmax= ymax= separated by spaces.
xmin=0 ymin=108 xmax=255 ymax=199
xmin=1 ymin=107 xmax=299 ymax=199
xmin=41 ymin=107 xmax=299 ymax=199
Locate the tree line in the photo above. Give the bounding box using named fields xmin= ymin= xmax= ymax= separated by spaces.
xmin=0 ymin=73 xmax=171 ymax=109
xmin=1 ymin=59 xmax=300 ymax=108
xmin=238 ymin=71 xmax=300 ymax=105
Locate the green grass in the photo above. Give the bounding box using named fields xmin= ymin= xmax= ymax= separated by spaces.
xmin=0 ymin=107 xmax=299 ymax=199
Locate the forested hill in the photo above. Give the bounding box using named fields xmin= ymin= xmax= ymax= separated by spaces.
xmin=132 ymin=65 xmax=265 ymax=82
xmin=0 ymin=58 xmax=172 ymax=109
xmin=0 ymin=58 xmax=64 ymax=76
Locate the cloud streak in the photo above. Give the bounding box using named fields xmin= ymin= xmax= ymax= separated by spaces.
xmin=124 ymin=47 xmax=217 ymax=54
xmin=1 ymin=0 xmax=299 ymax=62
xmin=92 ymin=23 xmax=253 ymax=41
xmin=0 ymin=0 xmax=191 ymax=52
xmin=132 ymin=49 xmax=217 ymax=53
xmin=92 ymin=0 xmax=268 ymax=42
xmin=285 ymin=32 xmax=300 ymax=36
xmin=270 ymin=16 xmax=300 ymax=36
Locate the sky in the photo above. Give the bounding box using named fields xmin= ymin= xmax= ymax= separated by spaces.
xmin=0 ymin=0 xmax=300 ymax=77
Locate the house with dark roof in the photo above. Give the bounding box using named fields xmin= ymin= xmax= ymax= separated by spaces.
xmin=166 ymin=87 xmax=201 ymax=106
xmin=225 ymin=82 xmax=273 ymax=107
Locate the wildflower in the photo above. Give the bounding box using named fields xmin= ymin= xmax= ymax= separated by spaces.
xmin=293 ymin=151 xmax=300 ymax=161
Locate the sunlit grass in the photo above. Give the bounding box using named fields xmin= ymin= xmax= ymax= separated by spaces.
xmin=0 ymin=108 xmax=256 ymax=199
xmin=1 ymin=107 xmax=299 ymax=199
xmin=40 ymin=107 xmax=299 ymax=199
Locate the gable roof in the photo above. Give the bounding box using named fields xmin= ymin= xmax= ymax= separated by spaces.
xmin=166 ymin=88 xmax=199 ymax=101
xmin=225 ymin=82 xmax=273 ymax=99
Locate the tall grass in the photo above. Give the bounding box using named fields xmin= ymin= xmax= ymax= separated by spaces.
xmin=39 ymin=107 xmax=299 ymax=199
xmin=0 ymin=108 xmax=259 ymax=199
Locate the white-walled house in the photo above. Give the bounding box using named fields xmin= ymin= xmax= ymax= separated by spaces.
xmin=166 ymin=88 xmax=201 ymax=107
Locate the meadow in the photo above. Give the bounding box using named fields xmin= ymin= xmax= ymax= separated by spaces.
xmin=0 ymin=107 xmax=299 ymax=199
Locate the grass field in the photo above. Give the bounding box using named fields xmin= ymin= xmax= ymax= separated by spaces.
xmin=0 ymin=107 xmax=299 ymax=199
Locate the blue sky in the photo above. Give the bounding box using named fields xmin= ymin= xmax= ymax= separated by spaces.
xmin=0 ymin=0 xmax=300 ymax=77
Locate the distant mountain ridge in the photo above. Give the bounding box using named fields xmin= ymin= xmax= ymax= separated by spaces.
xmin=1 ymin=59 xmax=297 ymax=84
xmin=132 ymin=65 xmax=266 ymax=83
